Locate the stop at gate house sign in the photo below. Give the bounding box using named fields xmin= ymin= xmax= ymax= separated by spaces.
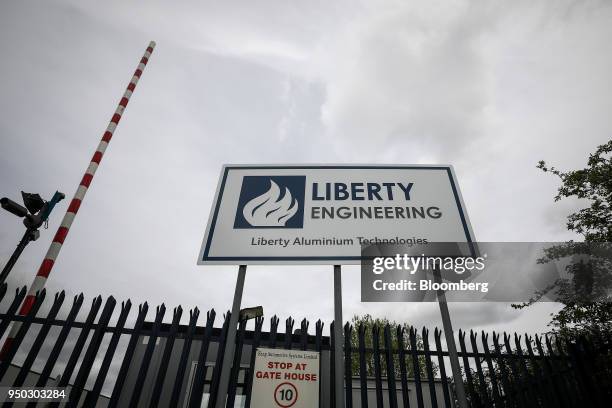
xmin=198 ymin=165 xmax=474 ymax=264
xmin=251 ymin=348 xmax=320 ymax=408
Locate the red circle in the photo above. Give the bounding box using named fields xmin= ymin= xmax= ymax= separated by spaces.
xmin=273 ymin=382 xmax=299 ymax=408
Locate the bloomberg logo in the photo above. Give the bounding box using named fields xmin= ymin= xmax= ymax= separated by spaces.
xmin=234 ymin=176 xmax=306 ymax=228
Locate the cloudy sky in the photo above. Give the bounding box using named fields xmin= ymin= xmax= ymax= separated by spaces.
xmin=1 ymin=0 xmax=611 ymax=341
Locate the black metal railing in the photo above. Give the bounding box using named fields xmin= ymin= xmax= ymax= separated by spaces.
xmin=0 ymin=285 xmax=609 ymax=407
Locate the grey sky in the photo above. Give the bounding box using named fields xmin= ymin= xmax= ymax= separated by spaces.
xmin=1 ymin=0 xmax=611 ymax=340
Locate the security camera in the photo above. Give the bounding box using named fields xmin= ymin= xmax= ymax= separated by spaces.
xmin=1 ymin=197 xmax=28 ymax=218
xmin=21 ymin=191 xmax=46 ymax=214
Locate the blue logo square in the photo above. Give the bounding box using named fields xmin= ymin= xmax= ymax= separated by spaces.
xmin=234 ymin=176 xmax=306 ymax=229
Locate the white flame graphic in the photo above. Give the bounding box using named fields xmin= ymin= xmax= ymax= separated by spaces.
xmin=243 ymin=180 xmax=299 ymax=227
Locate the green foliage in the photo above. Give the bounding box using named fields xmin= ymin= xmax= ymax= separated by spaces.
xmin=348 ymin=314 xmax=438 ymax=379
xmin=534 ymin=140 xmax=612 ymax=339
xmin=549 ymin=302 xmax=612 ymax=339
xmin=537 ymin=140 xmax=612 ymax=242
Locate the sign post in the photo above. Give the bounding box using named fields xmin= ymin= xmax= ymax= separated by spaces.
xmin=435 ymin=269 xmax=468 ymax=408
xmin=215 ymin=265 xmax=247 ymax=408
xmin=333 ymin=265 xmax=344 ymax=408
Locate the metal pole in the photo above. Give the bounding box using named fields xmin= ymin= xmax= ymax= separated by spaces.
xmin=0 ymin=41 xmax=156 ymax=360
xmin=333 ymin=264 xmax=345 ymax=408
xmin=435 ymin=269 xmax=468 ymax=408
xmin=215 ymin=264 xmax=247 ymax=408
xmin=0 ymin=229 xmax=36 ymax=284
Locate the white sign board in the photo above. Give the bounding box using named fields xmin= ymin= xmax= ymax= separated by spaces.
xmin=198 ymin=165 xmax=474 ymax=264
xmin=250 ymin=347 xmax=320 ymax=408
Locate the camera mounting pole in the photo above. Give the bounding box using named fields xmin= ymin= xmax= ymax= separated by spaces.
xmin=0 ymin=229 xmax=39 ymax=285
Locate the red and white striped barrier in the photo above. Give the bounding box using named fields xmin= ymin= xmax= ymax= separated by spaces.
xmin=1 ymin=41 xmax=156 ymax=357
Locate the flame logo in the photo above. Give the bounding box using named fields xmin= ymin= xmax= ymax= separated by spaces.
xmin=242 ymin=180 xmax=299 ymax=227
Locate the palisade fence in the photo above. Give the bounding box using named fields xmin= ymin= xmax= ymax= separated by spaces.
xmin=0 ymin=284 xmax=609 ymax=408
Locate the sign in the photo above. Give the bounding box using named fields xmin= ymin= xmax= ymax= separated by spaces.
xmin=250 ymin=347 xmax=320 ymax=408
xmin=198 ymin=165 xmax=475 ymax=264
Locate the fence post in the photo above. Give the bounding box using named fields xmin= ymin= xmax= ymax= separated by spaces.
xmin=284 ymin=317 xmax=295 ymax=350
xmin=169 ymin=308 xmax=200 ymax=407
xmin=396 ymin=326 xmax=411 ymax=408
xmin=372 ymin=324 xmax=384 ymax=408
xmin=421 ymin=328 xmax=438 ymax=408
xmin=55 ymin=296 xmax=103 ymax=391
xmin=86 ymin=299 xmax=133 ymax=406
xmin=480 ymin=332 xmax=503 ymax=408
xmin=524 ymin=334 xmax=555 ymax=408
xmin=434 ymin=328 xmax=452 ymax=408
xmin=128 ymin=304 xmax=166 ymax=407
xmin=315 ymin=319 xmax=324 ymax=408
xmin=491 ymin=332 xmax=516 ymax=408
xmin=575 ymin=337 xmax=606 ymax=407
xmin=30 ymin=294 xmax=83 ymax=393
xmin=11 ymin=291 xmax=65 ymax=389
xmin=24 ymin=293 xmax=82 ymax=408
xmin=0 ymin=289 xmax=46 ymax=380
xmin=469 ymin=330 xmax=491 ymax=408
xmin=535 ymin=335 xmax=568 ymax=408
xmin=244 ymin=315 xmax=264 ymax=408
xmin=513 ymin=334 xmax=538 ymax=408
xmin=207 ymin=311 xmax=231 ymax=407
xmin=188 ymin=308 xmax=217 ymax=408
xmin=566 ymin=339 xmax=599 ymax=408
xmin=358 ymin=324 xmax=369 ymax=408
xmin=458 ymin=330 xmax=479 ymax=407
xmin=409 ymin=327 xmax=424 ymax=408
xmin=552 ymin=336 xmax=582 ymax=406
xmin=501 ymin=333 xmax=528 ymax=407
xmin=227 ymin=319 xmax=247 ymax=407
xmin=330 ymin=321 xmax=336 ymax=407
xmin=150 ymin=305 xmax=183 ymax=408
xmin=269 ymin=315 xmax=280 ymax=348
xmin=344 ymin=323 xmax=353 ymax=408
xmin=333 ymin=264 xmax=345 ymax=408
xmin=300 ymin=318 xmax=309 ymax=351
xmin=0 ymin=287 xmax=27 ymax=340
xmin=108 ymin=302 xmax=149 ymax=408
xmin=384 ymin=324 xmax=398 ymax=408
xmin=66 ymin=296 xmax=117 ymax=407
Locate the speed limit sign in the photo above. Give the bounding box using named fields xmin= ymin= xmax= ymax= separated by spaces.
xmin=251 ymin=348 xmax=319 ymax=408
xmin=274 ymin=382 xmax=298 ymax=407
